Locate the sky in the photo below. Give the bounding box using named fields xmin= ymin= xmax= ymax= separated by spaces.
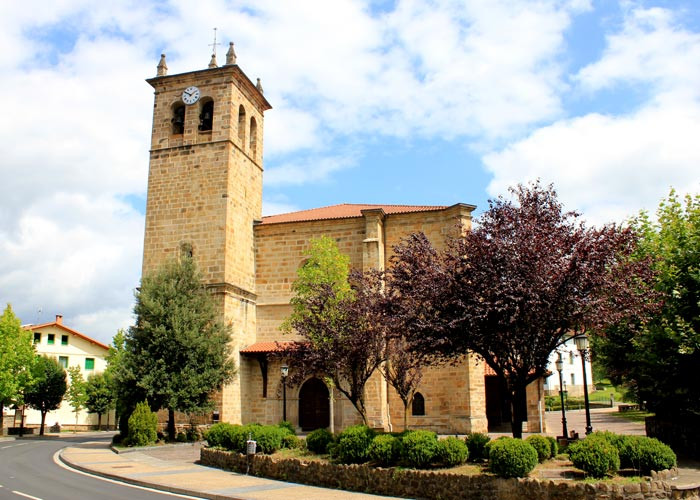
xmin=1 ymin=0 xmax=699 ymax=345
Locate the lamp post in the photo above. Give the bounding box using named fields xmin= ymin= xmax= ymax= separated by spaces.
xmin=574 ymin=334 xmax=593 ymax=435
xmin=556 ymin=354 xmax=568 ymax=440
xmin=281 ymin=364 xmax=288 ymax=422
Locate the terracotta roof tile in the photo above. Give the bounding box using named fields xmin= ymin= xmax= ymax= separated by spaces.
xmin=25 ymin=321 xmax=109 ymax=351
xmin=260 ymin=203 xmax=448 ymax=225
xmin=240 ymin=341 xmax=300 ymax=354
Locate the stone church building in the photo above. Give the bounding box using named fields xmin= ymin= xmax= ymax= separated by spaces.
xmin=141 ymin=47 xmax=545 ymax=435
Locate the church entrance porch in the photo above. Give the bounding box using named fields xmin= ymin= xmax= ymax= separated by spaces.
xmin=299 ymin=378 xmax=330 ymax=431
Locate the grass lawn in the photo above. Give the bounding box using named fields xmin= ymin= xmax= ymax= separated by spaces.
xmin=609 ymin=410 xmax=654 ymax=423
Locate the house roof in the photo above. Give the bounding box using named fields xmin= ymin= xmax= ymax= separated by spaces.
xmin=25 ymin=315 xmax=109 ymax=351
xmin=260 ymin=204 xmax=449 ymax=225
xmin=240 ymin=341 xmax=300 ymax=354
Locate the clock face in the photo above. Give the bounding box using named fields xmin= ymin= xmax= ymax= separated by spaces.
xmin=182 ymin=86 xmax=200 ymax=105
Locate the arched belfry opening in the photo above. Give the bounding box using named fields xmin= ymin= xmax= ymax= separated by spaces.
xmin=199 ymin=99 xmax=214 ymax=132
xmin=237 ymin=105 xmax=246 ymax=144
xmin=249 ymin=116 xmax=257 ymax=155
xmin=172 ymin=103 xmax=185 ymax=134
xmin=298 ymin=378 xmax=330 ymax=431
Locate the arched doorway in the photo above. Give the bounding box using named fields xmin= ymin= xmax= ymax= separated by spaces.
xmin=298 ymin=378 xmax=330 ymax=431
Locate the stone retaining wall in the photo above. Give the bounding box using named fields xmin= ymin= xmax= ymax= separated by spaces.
xmin=201 ymin=448 xmax=700 ymax=500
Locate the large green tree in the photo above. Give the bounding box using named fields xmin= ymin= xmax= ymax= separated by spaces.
xmin=0 ymin=305 xmax=35 ymax=435
xmin=122 ymin=256 xmax=236 ymax=441
xmin=595 ymin=190 xmax=700 ymax=417
xmin=25 ymin=356 xmax=67 ymax=435
xmin=85 ymin=372 xmax=115 ymax=430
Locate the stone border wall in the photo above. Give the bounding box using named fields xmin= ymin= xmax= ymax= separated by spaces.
xmin=201 ymin=448 xmax=700 ymax=500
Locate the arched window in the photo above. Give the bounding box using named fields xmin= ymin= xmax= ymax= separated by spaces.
xmin=412 ymin=392 xmax=425 ymax=416
xmin=237 ymin=105 xmax=246 ymax=144
xmin=198 ymin=100 xmax=214 ymax=132
xmin=249 ymin=116 xmax=257 ymax=155
xmin=172 ymin=104 xmax=185 ymax=134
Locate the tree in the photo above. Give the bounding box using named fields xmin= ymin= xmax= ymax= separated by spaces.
xmin=595 ymin=190 xmax=700 ymax=417
xmin=123 ymin=256 xmax=236 ymax=441
xmin=282 ymin=237 xmax=387 ymax=425
xmin=0 ymin=305 xmax=35 ymax=435
xmin=390 ymin=182 xmax=652 ymax=437
xmin=25 ymin=356 xmax=67 ymax=435
xmin=106 ymin=329 xmax=138 ymax=436
xmin=66 ymin=366 xmax=87 ymax=432
xmin=85 ymin=372 xmax=115 ymax=430
xmin=381 ymin=336 xmax=423 ymax=430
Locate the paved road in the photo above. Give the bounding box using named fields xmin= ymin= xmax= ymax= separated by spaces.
xmin=0 ymin=434 xmax=200 ymax=500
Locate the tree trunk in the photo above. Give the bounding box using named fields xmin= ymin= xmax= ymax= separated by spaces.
xmin=168 ymin=408 xmax=176 ymax=441
xmin=403 ymin=404 xmax=408 ymax=431
xmin=509 ymin=385 xmax=526 ymax=439
xmin=98 ymin=413 xmax=102 ymax=430
xmin=40 ymin=410 xmax=46 ymax=436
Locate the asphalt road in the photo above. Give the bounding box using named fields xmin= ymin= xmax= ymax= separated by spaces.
xmin=0 ymin=434 xmax=201 ymax=500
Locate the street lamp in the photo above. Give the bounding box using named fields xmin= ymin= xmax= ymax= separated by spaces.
xmin=574 ymin=334 xmax=593 ymax=435
xmin=280 ymin=364 xmax=289 ymax=422
xmin=555 ymin=354 xmax=568 ymax=440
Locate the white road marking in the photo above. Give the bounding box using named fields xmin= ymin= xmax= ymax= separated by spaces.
xmin=1 ymin=443 xmax=28 ymax=449
xmin=53 ymin=450 xmax=203 ymax=499
xmin=12 ymin=491 xmax=43 ymax=500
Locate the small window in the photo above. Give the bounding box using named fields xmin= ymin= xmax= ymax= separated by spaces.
xmin=61 ymin=335 xmax=69 ymax=346
xmin=412 ymin=392 xmax=425 ymax=416
xmin=47 ymin=333 xmax=55 ymax=345
xmin=569 ymin=351 xmax=574 ymax=364
xmin=33 ymin=332 xmax=41 ymax=344
xmin=249 ymin=116 xmax=257 ymax=155
xmin=571 ymin=373 xmax=576 ymax=385
xmin=172 ymin=104 xmax=185 ymax=134
xmin=198 ymin=100 xmax=213 ymax=131
xmin=58 ymin=356 xmax=68 ymax=368
xmin=237 ymin=104 xmax=246 ymax=143
xmin=85 ymin=358 xmax=95 ymax=370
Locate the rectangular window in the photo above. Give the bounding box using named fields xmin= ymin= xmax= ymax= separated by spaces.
xmin=571 ymin=373 xmax=576 ymax=385
xmin=85 ymin=358 xmax=95 ymax=370
xmin=33 ymin=332 xmax=41 ymax=344
xmin=58 ymin=356 xmax=68 ymax=368
xmin=61 ymin=335 xmax=69 ymax=345
xmin=47 ymin=333 xmax=55 ymax=345
xmin=569 ymin=351 xmax=574 ymax=364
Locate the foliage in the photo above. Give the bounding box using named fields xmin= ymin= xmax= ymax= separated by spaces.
xmin=546 ymin=436 xmax=558 ymax=458
xmin=388 ymin=182 xmax=653 ymax=437
xmin=525 ymin=435 xmax=552 ymax=463
xmin=399 ymin=430 xmax=439 ymax=468
xmin=595 ymin=191 xmax=700 ymax=417
xmin=282 ymin=237 xmax=386 ymax=425
xmin=368 ymin=434 xmax=400 ymax=466
xmin=185 ymin=426 xmax=202 ymax=442
xmin=380 ymin=336 xmax=423 ymax=431
xmin=334 ymin=424 xmax=376 ymax=464
xmin=127 ymin=401 xmax=158 ymax=447
xmin=25 ymin=355 xmax=67 ymax=435
xmin=248 ymin=424 xmax=286 ymax=454
xmin=465 ymin=432 xmax=491 ymax=461
xmin=306 ymin=427 xmax=335 ymax=454
xmin=488 ymin=437 xmax=538 ymax=478
xmin=205 ymin=422 xmax=239 ymax=449
xmin=617 ymin=435 xmax=677 ymax=474
xmin=436 ymin=437 xmax=469 ymax=467
xmin=278 ymin=420 xmax=295 ymax=435
xmin=0 ymin=305 xmax=35 ymax=434
xmin=282 ymin=434 xmax=302 ymax=449
xmin=568 ymin=438 xmax=620 ymax=478
xmin=85 ymin=372 xmax=115 ymax=428
xmin=120 ymin=257 xmax=236 ymax=440
xmin=66 ymin=366 xmax=87 ymax=423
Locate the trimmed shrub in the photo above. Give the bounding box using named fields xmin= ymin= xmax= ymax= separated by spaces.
xmin=526 ymin=435 xmax=552 ymax=463
xmin=127 ymin=401 xmax=158 ymax=447
xmin=282 ymin=434 xmax=302 ymax=449
xmin=465 ymin=432 xmax=491 ymax=461
xmin=368 ymin=434 xmax=400 ymax=467
xmin=176 ymin=431 xmax=187 ymax=442
xmin=586 ymin=430 xmax=625 ymax=449
xmin=400 ymin=430 xmax=439 ymax=468
xmin=250 ymin=425 xmax=286 ymax=454
xmin=568 ymin=438 xmax=620 ymax=478
xmin=306 ymin=428 xmax=335 ymax=454
xmin=278 ymin=420 xmax=295 ymax=436
xmin=205 ymin=423 xmax=241 ymax=450
xmin=619 ymin=436 xmax=676 ymax=474
xmin=546 ymin=436 xmax=558 ymax=458
xmin=335 ymin=425 xmax=376 ymax=464
xmin=437 ymin=437 xmax=469 ymax=467
xmin=488 ymin=437 xmax=538 ymax=478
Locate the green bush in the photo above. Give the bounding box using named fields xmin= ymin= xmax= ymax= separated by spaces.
xmin=335 ymin=425 xmax=376 ymax=464
xmin=618 ymin=436 xmax=676 ymax=474
xmin=586 ymin=430 xmax=625 ymax=449
xmin=546 ymin=436 xmax=558 ymax=457
xmin=465 ymin=432 xmax=491 ymax=461
xmin=278 ymin=420 xmax=295 ymax=436
xmin=176 ymin=431 xmax=187 ymax=442
xmin=488 ymin=437 xmax=538 ymax=478
xmin=204 ymin=423 xmax=240 ymax=449
xmin=400 ymin=430 xmax=439 ymax=468
xmin=306 ymin=428 xmax=335 ymax=454
xmin=437 ymin=437 xmax=469 ymax=467
xmin=568 ymin=438 xmax=620 ymax=478
xmin=245 ymin=424 xmax=285 ymax=454
xmin=186 ymin=426 xmax=202 ymax=442
xmin=127 ymin=401 xmax=158 ymax=447
xmin=525 ymin=435 xmax=552 ymax=463
xmin=282 ymin=434 xmax=302 ymax=449
xmin=368 ymin=434 xmax=400 ymax=466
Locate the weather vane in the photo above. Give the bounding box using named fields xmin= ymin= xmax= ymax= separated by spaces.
xmin=209 ymin=27 xmax=220 ymax=56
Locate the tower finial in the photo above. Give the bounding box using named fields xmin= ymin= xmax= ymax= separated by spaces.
xmin=256 ymin=78 xmax=264 ymax=94
xmin=225 ymin=42 xmax=237 ymax=65
xmin=157 ymin=53 xmax=168 ymax=76
xmin=209 ymin=53 xmax=218 ymax=68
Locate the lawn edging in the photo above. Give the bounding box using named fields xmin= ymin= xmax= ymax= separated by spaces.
xmin=200 ymin=448 xmax=695 ymax=500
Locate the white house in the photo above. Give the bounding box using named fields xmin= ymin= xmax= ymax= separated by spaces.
xmin=23 ymin=315 xmax=115 ymax=430
xmin=543 ymin=337 xmax=594 ymax=398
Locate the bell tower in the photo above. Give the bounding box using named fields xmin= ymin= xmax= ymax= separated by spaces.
xmin=142 ymin=45 xmax=271 ymax=423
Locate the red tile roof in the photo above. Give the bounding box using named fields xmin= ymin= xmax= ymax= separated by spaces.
xmin=260 ymin=204 xmax=448 ymax=225
xmin=240 ymin=341 xmax=300 ymax=354
xmin=25 ymin=320 xmax=109 ymax=351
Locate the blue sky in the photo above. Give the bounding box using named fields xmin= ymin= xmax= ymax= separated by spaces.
xmin=1 ymin=0 xmax=699 ymax=344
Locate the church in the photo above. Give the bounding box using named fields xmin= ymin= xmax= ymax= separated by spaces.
xmin=141 ymin=45 xmax=545 ymax=434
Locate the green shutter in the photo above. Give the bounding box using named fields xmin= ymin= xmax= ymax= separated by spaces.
xmin=85 ymin=358 xmax=95 ymax=370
